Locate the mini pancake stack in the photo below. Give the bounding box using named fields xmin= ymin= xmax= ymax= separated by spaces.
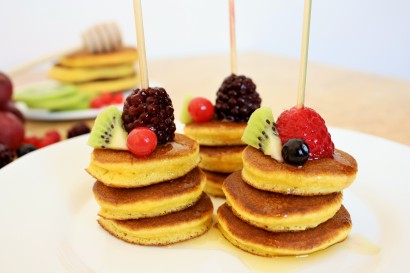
xmin=48 ymin=47 xmax=139 ymax=96
xmin=86 ymin=102 xmax=213 ymax=245
xmin=184 ymin=121 xmax=246 ymax=198
xmin=87 ymin=134 xmax=213 ymax=245
xmin=217 ymin=107 xmax=358 ymax=256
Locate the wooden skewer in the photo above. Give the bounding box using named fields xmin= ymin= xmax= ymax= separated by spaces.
xmin=133 ymin=0 xmax=149 ymax=89
xmin=296 ymin=0 xmax=312 ymax=109
xmin=229 ymin=0 xmax=237 ymax=75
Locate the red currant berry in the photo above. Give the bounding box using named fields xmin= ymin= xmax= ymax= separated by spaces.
xmin=38 ymin=130 xmax=61 ymax=148
xmin=127 ymin=127 xmax=158 ymax=157
xmin=188 ymin=97 xmax=214 ymax=123
xmin=100 ymin=93 xmax=114 ymax=105
xmin=90 ymin=97 xmax=104 ymax=109
xmin=113 ymin=93 xmax=123 ymax=104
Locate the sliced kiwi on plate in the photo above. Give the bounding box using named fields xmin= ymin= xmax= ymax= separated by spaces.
xmin=241 ymin=107 xmax=283 ymax=162
xmin=88 ymin=106 xmax=128 ymax=150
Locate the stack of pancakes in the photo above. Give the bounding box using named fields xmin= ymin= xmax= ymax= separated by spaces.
xmin=48 ymin=47 xmax=139 ymax=96
xmin=217 ymin=146 xmax=358 ymax=256
xmin=86 ymin=134 xmax=214 ymax=245
xmin=184 ymin=121 xmax=247 ymax=197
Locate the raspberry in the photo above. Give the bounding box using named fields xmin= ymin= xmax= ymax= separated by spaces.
xmin=276 ymin=107 xmax=334 ymax=159
xmin=0 ymin=144 xmax=14 ymax=168
xmin=122 ymin=87 xmax=176 ymax=144
xmin=67 ymin=123 xmax=91 ymax=138
xmin=215 ymin=74 xmax=261 ymax=122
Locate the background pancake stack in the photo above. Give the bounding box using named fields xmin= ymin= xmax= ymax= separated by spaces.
xmin=48 ymin=47 xmax=139 ymax=96
xmin=86 ymin=133 xmax=213 ymax=246
xmin=217 ymin=145 xmax=358 ymax=256
xmin=184 ymin=121 xmax=247 ymax=198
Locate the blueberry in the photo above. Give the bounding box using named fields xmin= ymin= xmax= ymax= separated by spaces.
xmin=281 ymin=138 xmax=309 ymax=166
xmin=16 ymin=144 xmax=37 ymax=158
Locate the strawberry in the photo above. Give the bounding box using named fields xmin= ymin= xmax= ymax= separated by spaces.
xmin=276 ymin=106 xmax=334 ymax=159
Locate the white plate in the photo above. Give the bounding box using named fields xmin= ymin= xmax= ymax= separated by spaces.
xmin=0 ymin=128 xmax=409 ymax=273
xmin=14 ymin=80 xmax=159 ymax=121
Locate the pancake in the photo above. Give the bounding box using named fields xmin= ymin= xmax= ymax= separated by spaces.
xmin=98 ymin=193 xmax=213 ymax=246
xmin=223 ymin=171 xmax=343 ymax=231
xmin=217 ymin=203 xmax=352 ymax=256
xmin=242 ymin=146 xmax=358 ymax=195
xmin=203 ymin=170 xmax=229 ymax=198
xmin=93 ymin=167 xmax=206 ymax=220
xmin=48 ymin=63 xmax=136 ymax=83
xmin=86 ymin=134 xmax=200 ymax=187
xmin=184 ymin=121 xmax=246 ymax=146
xmin=59 ymin=47 xmax=138 ymax=68
xmin=75 ymin=74 xmax=138 ymax=96
xmin=199 ymin=145 xmax=245 ymax=173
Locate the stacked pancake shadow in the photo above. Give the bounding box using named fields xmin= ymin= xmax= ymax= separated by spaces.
xmin=184 ymin=121 xmax=247 ymax=197
xmin=48 ymin=47 xmax=139 ymax=96
xmin=86 ymin=134 xmax=213 ymax=245
xmin=217 ymin=146 xmax=358 ymax=256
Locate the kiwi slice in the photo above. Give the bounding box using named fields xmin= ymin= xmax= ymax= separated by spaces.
xmin=87 ymin=106 xmax=128 ymax=150
xmin=179 ymin=95 xmax=194 ymax=124
xmin=241 ymin=107 xmax=283 ymax=162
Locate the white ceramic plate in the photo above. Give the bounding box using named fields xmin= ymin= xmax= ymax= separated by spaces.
xmin=0 ymin=128 xmax=409 ymax=273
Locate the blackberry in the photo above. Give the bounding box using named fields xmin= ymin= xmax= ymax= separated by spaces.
xmin=67 ymin=123 xmax=91 ymax=138
xmin=215 ymin=74 xmax=261 ymax=122
xmin=0 ymin=144 xmax=14 ymax=168
xmin=122 ymin=87 xmax=176 ymax=144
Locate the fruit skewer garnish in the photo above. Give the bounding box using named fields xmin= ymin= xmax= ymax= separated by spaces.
xmin=242 ymin=0 xmax=334 ymax=165
xmin=180 ymin=0 xmax=261 ymax=124
xmin=88 ymin=0 xmax=175 ymax=157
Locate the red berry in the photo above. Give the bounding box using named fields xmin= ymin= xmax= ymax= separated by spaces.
xmin=113 ymin=93 xmax=123 ymax=104
xmin=100 ymin=93 xmax=114 ymax=105
xmin=188 ymin=97 xmax=214 ymax=123
xmin=90 ymin=97 xmax=104 ymax=109
xmin=23 ymin=136 xmax=41 ymax=148
xmin=127 ymin=127 xmax=157 ymax=157
xmin=276 ymin=107 xmax=334 ymax=159
xmin=38 ymin=130 xmax=61 ymax=148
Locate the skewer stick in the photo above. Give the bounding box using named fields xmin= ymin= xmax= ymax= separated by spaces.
xmin=229 ymin=0 xmax=237 ymax=75
xmin=296 ymin=0 xmax=312 ymax=109
xmin=133 ymin=0 xmax=149 ymax=89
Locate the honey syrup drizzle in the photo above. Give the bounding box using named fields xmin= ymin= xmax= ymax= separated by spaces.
xmin=170 ymin=225 xmax=380 ymax=273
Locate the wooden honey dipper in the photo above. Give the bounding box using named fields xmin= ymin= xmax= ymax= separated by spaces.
xmin=8 ymin=22 xmax=123 ymax=76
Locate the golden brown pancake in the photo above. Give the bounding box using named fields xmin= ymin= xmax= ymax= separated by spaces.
xmin=184 ymin=121 xmax=246 ymax=146
xmin=86 ymin=134 xmax=200 ymax=188
xmin=59 ymin=47 xmax=138 ymax=68
xmin=242 ymin=146 xmax=358 ymax=195
xmin=217 ymin=203 xmax=352 ymax=256
xmin=223 ymin=171 xmax=343 ymax=231
xmin=75 ymin=74 xmax=138 ymax=95
xmin=202 ymin=170 xmax=229 ymax=198
xmin=93 ymin=167 xmax=206 ymax=220
xmin=199 ymin=145 xmax=245 ymax=173
xmin=48 ymin=63 xmax=136 ymax=83
xmin=98 ymin=193 xmax=213 ymax=246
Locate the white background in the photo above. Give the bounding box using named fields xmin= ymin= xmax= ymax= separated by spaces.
xmin=1 ymin=0 xmax=409 ymax=80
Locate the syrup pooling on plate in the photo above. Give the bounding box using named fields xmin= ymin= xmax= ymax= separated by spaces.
xmin=171 ymin=224 xmax=380 ymax=273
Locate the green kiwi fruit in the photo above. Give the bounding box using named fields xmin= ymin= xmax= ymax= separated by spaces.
xmin=87 ymin=106 xmax=128 ymax=150
xmin=241 ymin=107 xmax=283 ymax=162
xmin=179 ymin=95 xmax=194 ymax=124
